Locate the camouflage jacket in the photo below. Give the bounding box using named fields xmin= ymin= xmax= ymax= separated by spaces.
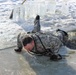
xmin=18 ymin=32 xmax=63 ymax=54
xmin=30 ymin=32 xmax=63 ymax=54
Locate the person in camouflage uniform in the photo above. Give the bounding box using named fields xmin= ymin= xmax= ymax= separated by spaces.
xmin=14 ymin=15 xmax=68 ymax=61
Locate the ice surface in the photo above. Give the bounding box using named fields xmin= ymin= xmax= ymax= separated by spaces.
xmin=0 ymin=46 xmax=76 ymax=75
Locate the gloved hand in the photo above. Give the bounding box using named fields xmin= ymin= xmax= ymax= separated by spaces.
xmin=50 ymin=54 xmax=62 ymax=61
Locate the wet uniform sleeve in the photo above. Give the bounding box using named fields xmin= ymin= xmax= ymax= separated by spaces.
xmin=17 ymin=32 xmax=28 ymax=49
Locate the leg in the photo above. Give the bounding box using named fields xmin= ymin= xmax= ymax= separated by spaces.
xmin=56 ymin=29 xmax=68 ymax=36
xmin=56 ymin=29 xmax=68 ymax=45
xmin=32 ymin=15 xmax=41 ymax=33
xmin=14 ymin=33 xmax=23 ymax=52
xmin=65 ymin=38 xmax=76 ymax=49
xmin=56 ymin=29 xmax=76 ymax=49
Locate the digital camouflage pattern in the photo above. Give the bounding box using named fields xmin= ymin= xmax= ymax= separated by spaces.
xmin=32 ymin=15 xmax=41 ymax=33
xmin=17 ymin=32 xmax=63 ymax=54
xmin=31 ymin=32 xmax=63 ymax=53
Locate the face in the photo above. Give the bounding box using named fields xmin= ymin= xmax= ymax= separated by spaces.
xmin=30 ymin=40 xmax=35 ymax=50
xmin=24 ymin=40 xmax=35 ymax=51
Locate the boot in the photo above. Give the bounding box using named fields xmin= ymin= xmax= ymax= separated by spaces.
xmin=14 ymin=48 xmax=22 ymax=52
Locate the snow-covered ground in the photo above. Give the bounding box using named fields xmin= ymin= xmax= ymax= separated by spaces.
xmin=0 ymin=0 xmax=25 ymax=49
xmin=0 ymin=0 xmax=76 ymax=49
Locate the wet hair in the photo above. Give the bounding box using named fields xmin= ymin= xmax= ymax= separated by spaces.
xmin=22 ymin=36 xmax=33 ymax=46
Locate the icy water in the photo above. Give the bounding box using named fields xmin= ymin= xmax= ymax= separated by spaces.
xmin=0 ymin=46 xmax=76 ymax=75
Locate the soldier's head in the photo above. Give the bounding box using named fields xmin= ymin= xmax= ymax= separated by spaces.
xmin=23 ymin=36 xmax=35 ymax=51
